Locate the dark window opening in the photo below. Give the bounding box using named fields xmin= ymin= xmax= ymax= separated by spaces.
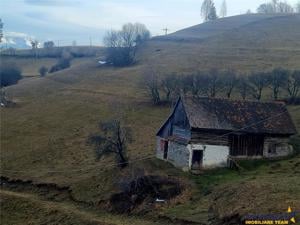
xmin=268 ymin=143 xmax=277 ymax=154
xmin=163 ymin=141 xmax=168 ymax=159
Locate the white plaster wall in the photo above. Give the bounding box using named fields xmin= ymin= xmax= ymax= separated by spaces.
xmin=263 ymin=137 xmax=293 ymax=158
xmin=168 ymin=141 xmax=190 ymax=171
xmin=188 ymin=144 xmax=229 ymax=168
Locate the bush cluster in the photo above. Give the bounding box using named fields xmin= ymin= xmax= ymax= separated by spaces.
xmin=0 ymin=62 xmax=22 ymax=87
xmin=49 ymin=51 xmax=72 ymax=73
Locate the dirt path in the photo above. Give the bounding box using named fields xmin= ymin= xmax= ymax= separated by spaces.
xmin=0 ymin=176 xmax=203 ymax=225
xmin=1 ymin=189 xmax=111 ymax=225
xmin=0 ymin=189 xmax=176 ymax=225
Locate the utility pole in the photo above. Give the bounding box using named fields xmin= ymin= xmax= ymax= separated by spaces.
xmin=162 ymin=28 xmax=169 ymax=35
xmin=89 ymin=36 xmax=92 ymax=47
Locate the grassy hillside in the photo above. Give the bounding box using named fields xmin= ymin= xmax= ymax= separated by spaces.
xmin=142 ymin=14 xmax=300 ymax=73
xmin=1 ymin=56 xmax=96 ymax=77
xmin=1 ymin=13 xmax=300 ymax=224
xmin=156 ymin=14 xmax=287 ymax=41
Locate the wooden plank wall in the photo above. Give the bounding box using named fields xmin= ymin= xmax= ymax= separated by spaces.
xmin=191 ymin=131 xmax=229 ymax=146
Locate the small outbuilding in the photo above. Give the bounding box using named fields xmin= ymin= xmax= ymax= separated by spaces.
xmin=156 ymin=96 xmax=297 ymax=171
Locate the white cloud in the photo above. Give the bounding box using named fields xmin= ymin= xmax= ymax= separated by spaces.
xmin=4 ymin=31 xmax=34 ymax=38
xmin=0 ymin=32 xmax=34 ymax=48
xmin=1 ymin=0 xmax=299 ymax=44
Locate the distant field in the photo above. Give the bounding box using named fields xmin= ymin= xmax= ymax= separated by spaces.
xmin=1 ymin=13 xmax=300 ymax=225
xmin=1 ymin=56 xmax=97 ymax=77
xmin=0 ymin=46 xmax=105 ymax=58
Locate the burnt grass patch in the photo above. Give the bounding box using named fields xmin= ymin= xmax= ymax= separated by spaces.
xmin=109 ymin=175 xmax=183 ymax=213
xmin=0 ymin=176 xmax=72 ymax=202
xmin=1 ymin=175 xmax=184 ymax=215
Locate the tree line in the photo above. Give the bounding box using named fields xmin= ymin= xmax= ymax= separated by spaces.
xmin=142 ymin=68 xmax=300 ymax=105
xmin=257 ymin=0 xmax=300 ymax=14
xmin=201 ymin=0 xmax=300 ymax=22
xmin=103 ymin=23 xmax=151 ymax=67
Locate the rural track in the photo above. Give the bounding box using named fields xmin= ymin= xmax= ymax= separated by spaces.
xmin=0 ymin=177 xmax=203 ymax=225
xmin=1 ymin=189 xmax=184 ymax=225
xmin=0 ymin=189 xmax=113 ymax=225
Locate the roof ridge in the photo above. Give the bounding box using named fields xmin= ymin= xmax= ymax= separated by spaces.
xmin=180 ymin=95 xmax=296 ymax=135
xmin=182 ymin=95 xmax=286 ymax=105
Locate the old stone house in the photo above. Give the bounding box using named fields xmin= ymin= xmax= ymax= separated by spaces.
xmin=156 ymin=97 xmax=297 ymax=171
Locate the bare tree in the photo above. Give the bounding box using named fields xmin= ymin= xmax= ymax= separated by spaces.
xmin=287 ymin=70 xmax=300 ymax=101
xmin=134 ymin=23 xmax=151 ymax=45
xmin=43 ymin=41 xmax=55 ymax=49
xmin=268 ymin=68 xmax=289 ymax=100
xmin=190 ymin=72 xmax=218 ymax=97
xmin=142 ymin=67 xmax=161 ymax=105
xmin=277 ymin=1 xmax=294 ymax=13
xmin=88 ymin=119 xmax=132 ymax=168
xmin=0 ymin=19 xmax=3 ymax=43
xmin=30 ymin=39 xmax=39 ymax=49
xmin=257 ymin=0 xmax=294 ymax=13
xmin=30 ymin=39 xmax=39 ymax=59
xmin=206 ymin=69 xmax=222 ymax=97
xmin=238 ymin=76 xmax=251 ymax=100
xmin=201 ymin=0 xmax=218 ymax=21
xmin=220 ymin=70 xmax=237 ymax=98
xmin=179 ymin=75 xmax=193 ymax=96
xmin=296 ymin=1 xmax=300 ymax=12
xmin=208 ymin=3 xmax=218 ymax=21
xmin=257 ymin=2 xmax=275 ymax=13
xmin=272 ymin=0 xmax=279 ymax=12
xmin=104 ymin=23 xmax=150 ymax=66
xmin=220 ymin=0 xmax=227 ymax=18
xmin=191 ymin=72 xmax=204 ymax=97
xmin=7 ymin=47 xmax=16 ymax=56
xmin=248 ymin=72 xmax=269 ymax=101
xmin=161 ymin=73 xmax=179 ymax=102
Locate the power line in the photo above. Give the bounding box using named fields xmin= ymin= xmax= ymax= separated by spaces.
xmin=1 ymin=106 xmax=298 ymax=174
xmin=162 ymin=27 xmax=170 ymax=35
xmin=1 ymin=154 xmax=156 ymax=174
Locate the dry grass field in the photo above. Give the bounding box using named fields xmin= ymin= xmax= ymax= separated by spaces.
xmin=1 ymin=57 xmax=96 ymax=77
xmin=1 ymin=14 xmax=300 ymax=224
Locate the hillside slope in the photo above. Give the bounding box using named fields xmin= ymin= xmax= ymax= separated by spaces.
xmin=1 ymin=13 xmax=300 ymax=225
xmin=155 ymin=14 xmax=288 ymax=41
xmin=140 ymin=14 xmax=300 ymax=73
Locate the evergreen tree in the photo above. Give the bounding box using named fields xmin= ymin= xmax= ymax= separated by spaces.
xmin=201 ymin=0 xmax=218 ymax=21
xmin=220 ymin=0 xmax=227 ymax=18
xmin=0 ymin=19 xmax=3 ymax=43
xmin=297 ymin=1 xmax=300 ymax=12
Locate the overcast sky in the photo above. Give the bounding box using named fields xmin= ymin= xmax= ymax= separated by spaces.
xmin=1 ymin=0 xmax=299 ymax=45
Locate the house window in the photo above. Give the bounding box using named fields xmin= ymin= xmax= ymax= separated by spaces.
xmin=268 ymin=143 xmax=277 ymax=154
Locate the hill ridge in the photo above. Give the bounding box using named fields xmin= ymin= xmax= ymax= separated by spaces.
xmin=153 ymin=13 xmax=299 ymax=42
